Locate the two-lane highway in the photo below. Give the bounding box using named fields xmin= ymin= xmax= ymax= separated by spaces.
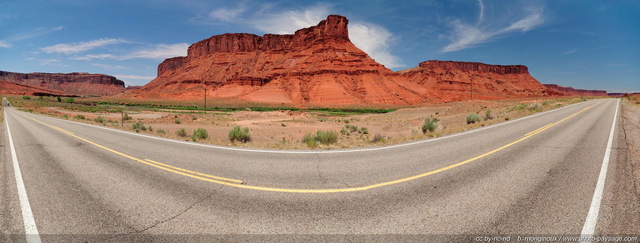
xmin=2 ymin=99 xmax=638 ymax=242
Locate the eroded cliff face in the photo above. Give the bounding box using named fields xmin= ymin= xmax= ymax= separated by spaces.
xmin=0 ymin=71 xmax=126 ymax=96
xmin=543 ymin=84 xmax=608 ymax=96
xmin=399 ymin=60 xmax=560 ymax=102
xmin=132 ymin=15 xmax=427 ymax=106
xmin=129 ymin=15 xmax=565 ymax=106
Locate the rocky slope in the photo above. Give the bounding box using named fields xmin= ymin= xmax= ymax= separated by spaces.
xmin=543 ymin=84 xmax=608 ymax=97
xmin=127 ymin=15 xmax=429 ymax=106
xmin=399 ymin=60 xmax=560 ymax=103
xmin=0 ymin=71 xmax=126 ymax=96
xmin=0 ymin=80 xmax=68 ymax=96
xmin=127 ymin=15 xmax=563 ymax=106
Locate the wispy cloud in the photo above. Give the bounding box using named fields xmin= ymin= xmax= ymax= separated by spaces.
xmin=562 ymin=49 xmax=577 ymax=55
xmin=25 ymin=57 xmax=69 ymax=67
xmin=441 ymin=0 xmax=545 ymax=52
xmin=70 ymin=43 xmax=188 ymax=61
xmin=0 ymin=26 xmax=63 ymax=48
xmin=209 ymin=3 xmax=247 ymax=22
xmin=90 ymin=63 xmax=125 ymax=70
xmin=199 ymin=3 xmax=404 ymax=68
xmin=123 ymin=43 xmax=189 ymax=60
xmin=41 ymin=38 xmax=128 ymax=54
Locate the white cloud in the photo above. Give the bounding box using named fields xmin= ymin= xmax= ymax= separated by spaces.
xmin=562 ymin=49 xmax=577 ymax=55
xmin=123 ymin=43 xmax=189 ymax=60
xmin=41 ymin=38 xmax=128 ymax=54
xmin=249 ymin=3 xmax=332 ymax=34
xmin=350 ymin=23 xmax=404 ymax=68
xmin=90 ymin=63 xmax=126 ymax=70
xmin=0 ymin=40 xmax=11 ymax=48
xmin=209 ymin=3 xmax=247 ymax=22
xmin=0 ymin=26 xmax=63 ymax=48
xmin=71 ymin=54 xmax=116 ymax=60
xmin=204 ymin=3 xmax=404 ymax=68
xmin=441 ymin=1 xmax=545 ymax=53
xmin=69 ymin=43 xmax=188 ymax=60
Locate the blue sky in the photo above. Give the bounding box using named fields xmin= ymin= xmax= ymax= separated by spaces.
xmin=1 ymin=0 xmax=638 ymax=92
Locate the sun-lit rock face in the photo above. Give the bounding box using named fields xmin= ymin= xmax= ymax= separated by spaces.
xmin=543 ymin=84 xmax=608 ymax=96
xmin=398 ymin=60 xmax=560 ymax=102
xmin=128 ymin=15 xmax=562 ymax=106
xmin=0 ymin=71 xmax=125 ymax=96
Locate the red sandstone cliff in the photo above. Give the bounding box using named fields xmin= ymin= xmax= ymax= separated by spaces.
xmin=128 ymin=15 xmax=564 ymax=106
xmin=0 ymin=80 xmax=68 ymax=96
xmin=0 ymin=71 xmax=126 ymax=96
xmin=398 ymin=60 xmax=560 ymax=102
xmin=128 ymin=15 xmax=427 ymax=106
xmin=543 ymin=84 xmax=608 ymax=97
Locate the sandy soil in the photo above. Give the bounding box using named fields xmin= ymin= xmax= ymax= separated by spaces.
xmin=621 ymin=100 xmax=640 ymax=197
xmin=22 ymin=97 xmax=589 ymax=150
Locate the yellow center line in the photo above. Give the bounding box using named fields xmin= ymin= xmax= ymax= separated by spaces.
xmin=17 ymin=101 xmax=603 ymax=193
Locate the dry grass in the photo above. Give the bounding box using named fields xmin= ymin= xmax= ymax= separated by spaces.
xmin=6 ymin=94 xmax=600 ymax=149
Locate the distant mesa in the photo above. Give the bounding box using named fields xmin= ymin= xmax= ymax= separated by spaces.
xmin=120 ymin=15 xmax=579 ymax=106
xmin=0 ymin=71 xmax=125 ymax=96
xmin=543 ymin=84 xmax=608 ymax=97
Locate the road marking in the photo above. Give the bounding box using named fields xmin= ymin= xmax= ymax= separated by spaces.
xmin=144 ymin=159 xmax=244 ymax=184
xmin=580 ymin=99 xmax=619 ymax=241
xmin=24 ymin=100 xmax=591 ymax=154
xmin=4 ymin=109 xmax=42 ymax=243
xmin=13 ymin=100 xmax=604 ymax=193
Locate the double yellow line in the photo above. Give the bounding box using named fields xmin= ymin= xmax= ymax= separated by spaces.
xmin=18 ymin=101 xmax=602 ymax=193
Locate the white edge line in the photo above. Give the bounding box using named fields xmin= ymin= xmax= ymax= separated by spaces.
xmin=4 ymin=107 xmax=42 ymax=243
xmin=580 ymin=99 xmax=619 ymax=241
xmin=16 ymin=99 xmax=595 ymax=154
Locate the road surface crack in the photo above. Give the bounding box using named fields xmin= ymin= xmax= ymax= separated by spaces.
xmin=103 ymin=184 xmax=224 ymax=241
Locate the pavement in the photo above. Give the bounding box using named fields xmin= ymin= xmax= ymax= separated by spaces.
xmin=1 ymin=98 xmax=638 ymax=242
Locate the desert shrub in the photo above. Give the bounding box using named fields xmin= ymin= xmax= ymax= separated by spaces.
xmin=528 ymin=103 xmax=542 ymax=112
xmin=281 ymin=123 xmax=286 ymax=127
xmin=157 ymin=129 xmax=166 ymax=134
xmin=228 ymin=126 xmax=251 ymax=143
xmin=57 ymin=96 xmax=62 ymax=102
xmin=484 ymin=110 xmax=494 ymax=121
xmin=74 ymin=114 xmax=85 ymax=120
xmin=360 ymin=127 xmax=368 ymax=134
xmin=422 ymin=118 xmax=438 ymax=133
xmin=340 ymin=128 xmax=349 ymax=135
xmin=23 ymin=96 xmax=31 ymax=100
xmin=175 ymin=119 xmax=182 ymax=124
xmin=466 ymin=113 xmax=481 ymax=124
xmin=123 ymin=113 xmax=132 ymax=120
xmin=511 ymin=104 xmax=527 ymax=111
xmin=372 ymin=134 xmax=385 ymax=143
xmin=192 ymin=128 xmax=209 ymax=141
xmin=315 ymin=130 xmax=338 ymax=144
xmin=301 ymin=130 xmax=338 ymax=147
xmin=38 ymin=96 xmax=44 ymax=100
xmin=176 ymin=128 xmax=187 ymax=137
xmin=302 ymin=133 xmax=318 ymax=147
xmin=147 ymin=126 xmax=153 ymax=132
xmin=94 ymin=116 xmax=106 ymax=124
xmin=132 ymin=121 xmax=147 ymax=132
xmin=63 ymin=114 xmax=69 ymax=119
xmin=347 ymin=125 xmax=358 ymax=133
xmin=66 ymin=98 xmax=74 ymax=103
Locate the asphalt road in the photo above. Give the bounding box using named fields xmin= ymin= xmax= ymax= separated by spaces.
xmin=1 ymin=98 xmax=638 ymax=242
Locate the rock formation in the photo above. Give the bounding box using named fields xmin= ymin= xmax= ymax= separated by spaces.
xmin=127 ymin=15 xmax=427 ymax=106
xmin=0 ymin=80 xmax=68 ymax=96
xmin=543 ymin=84 xmax=608 ymax=97
xmin=0 ymin=71 xmax=126 ymax=96
xmin=399 ymin=61 xmax=560 ymax=102
xmin=127 ymin=15 xmax=566 ymax=106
